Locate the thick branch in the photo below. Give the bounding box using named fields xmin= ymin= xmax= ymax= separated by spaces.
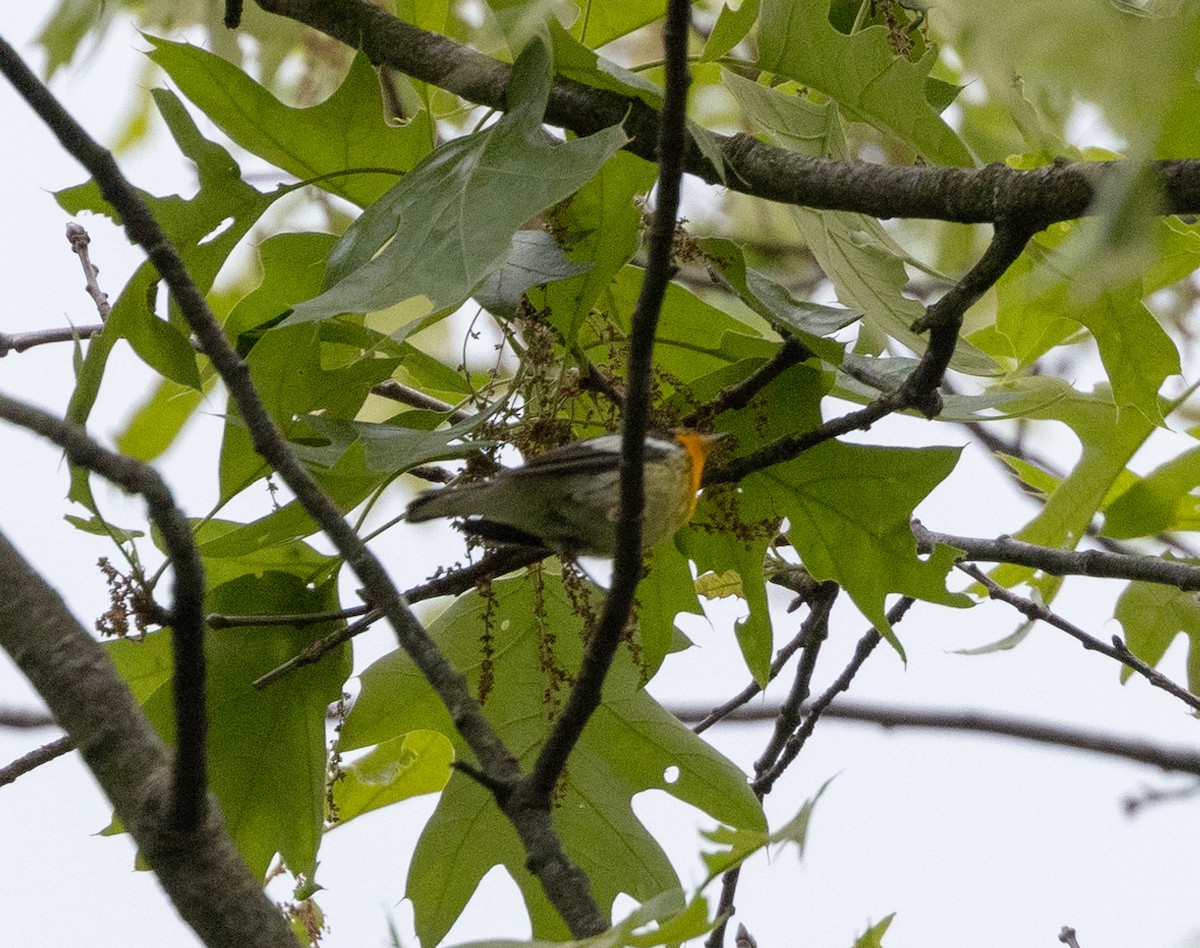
xmin=0 ymin=530 xmax=297 ymax=947
xmin=0 ymin=395 xmax=208 ymax=830
xmin=253 ymin=0 xmax=1200 ymax=224
xmin=913 ymin=521 xmax=1200 ymax=591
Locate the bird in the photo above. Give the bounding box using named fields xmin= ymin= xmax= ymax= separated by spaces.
xmin=405 ymin=430 xmax=722 ymax=557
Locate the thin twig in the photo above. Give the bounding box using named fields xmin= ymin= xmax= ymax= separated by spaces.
xmin=0 ymin=736 xmax=73 ymax=788
xmin=371 ymin=380 xmax=474 ymax=422
xmin=751 ymin=586 xmax=838 ymax=777
xmin=707 ymin=586 xmax=838 ymax=948
xmin=1059 ymin=926 xmax=1081 ymax=948
xmin=0 ymin=324 xmax=105 ymax=357
xmin=253 ymin=546 xmax=548 ymax=689
xmin=65 ymin=222 xmax=111 ymax=321
xmin=208 ymin=603 xmax=370 ymax=630
xmin=958 ymin=562 xmax=1200 ymax=714
xmin=683 ymin=337 xmax=813 ymax=429
xmin=692 ymin=583 xmax=832 ymax=735
xmin=759 ymin=597 xmax=915 ymax=794
xmin=1123 ymin=779 xmax=1200 ymax=815
xmin=0 ymin=706 xmax=56 ymax=729
xmin=914 ymin=520 xmax=1200 ymax=592
xmin=0 ymin=395 xmax=208 ymax=830
xmin=673 ymin=699 xmax=1200 ymax=775
xmin=523 ymin=0 xmax=692 ymax=817
xmin=253 ymin=610 xmax=378 ymax=689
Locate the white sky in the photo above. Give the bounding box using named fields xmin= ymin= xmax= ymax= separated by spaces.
xmin=1 ymin=8 xmax=1199 ymax=948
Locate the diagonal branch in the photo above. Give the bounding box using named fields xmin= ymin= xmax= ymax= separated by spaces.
xmin=0 ymin=736 xmax=73 ymax=788
xmin=958 ymin=563 xmax=1200 ymax=714
xmin=0 ymin=32 xmax=603 ymax=938
xmin=0 ymin=394 xmax=208 ymax=830
xmin=523 ymin=0 xmax=693 ymax=816
xmin=708 ymin=224 xmax=1035 ymax=484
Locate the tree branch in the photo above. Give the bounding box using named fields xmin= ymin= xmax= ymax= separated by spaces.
xmin=252 ymin=0 xmax=1200 ymax=224
xmin=958 ymin=563 xmax=1200 ymax=714
xmin=0 ymin=323 xmax=105 ymax=356
xmin=0 ymin=706 xmax=55 ymax=729
xmin=522 ymin=0 xmax=692 ymax=837
xmin=913 ymin=520 xmax=1200 ymax=591
xmin=371 ymin=379 xmax=475 ymax=422
xmin=675 ymin=699 xmax=1200 ymax=775
xmin=691 ymin=579 xmax=837 ymax=735
xmin=706 ymin=585 xmax=839 ymax=948
xmin=0 ymin=529 xmax=297 ymax=946
xmin=0 ymin=394 xmax=208 ymax=830
xmin=65 ymin=222 xmax=112 ymax=321
xmin=0 ymin=735 xmax=73 ymax=788
xmin=253 ymin=545 xmax=548 ymax=688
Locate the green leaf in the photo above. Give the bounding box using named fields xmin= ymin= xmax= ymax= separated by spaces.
xmin=1114 ymin=580 xmax=1200 ymax=694
xmin=62 ymin=514 xmax=144 ymax=543
xmin=852 ymin=914 xmax=896 ymax=948
xmin=474 ymin=231 xmax=594 ymax=320
xmin=59 ymin=88 xmax=281 ymax=434
xmin=530 ymin=150 xmax=657 ymax=344
xmin=696 ymin=363 xmax=969 ymax=649
xmin=680 ymin=517 xmax=775 ymax=684
xmin=989 ymin=379 xmax=1161 ymax=599
xmin=549 ymin=18 xmax=666 ymax=108
xmin=146 ymin=38 xmax=433 ymax=208
xmin=635 ymin=543 xmax=704 ymax=677
xmin=449 ymin=893 xmax=713 ymax=948
xmin=991 ymin=223 xmax=1182 ymax=423
xmin=698 ymin=236 xmax=856 ymax=365
xmin=702 ymin=0 xmax=761 ymax=62
xmin=583 ymin=265 xmax=777 ymax=388
xmin=36 ymin=0 xmax=114 ymax=77
xmin=292 ymin=404 xmax=499 ymax=477
xmin=996 ymin=454 xmax=1061 ymax=500
xmin=757 ymin=0 xmax=973 ymax=165
xmin=936 ymin=0 xmax=1200 ymax=158
xmin=721 ymin=69 xmax=997 ymax=376
xmin=217 ymin=320 xmax=400 ymax=501
xmin=332 ymin=730 xmax=453 ymax=825
xmin=287 ymin=36 xmax=627 ymax=325
xmin=341 ymin=573 xmax=765 ymax=945
xmin=701 ymin=779 xmax=829 ymax=880
xmin=1103 ymin=445 xmax=1200 ymax=538
xmin=116 ymin=377 xmax=212 ymax=461
xmin=572 ymin=0 xmax=666 ymax=48
xmin=773 ymin=442 xmax=970 ymax=643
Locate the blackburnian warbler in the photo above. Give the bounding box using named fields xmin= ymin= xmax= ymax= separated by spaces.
xmin=405 ymin=430 xmax=721 ymax=557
